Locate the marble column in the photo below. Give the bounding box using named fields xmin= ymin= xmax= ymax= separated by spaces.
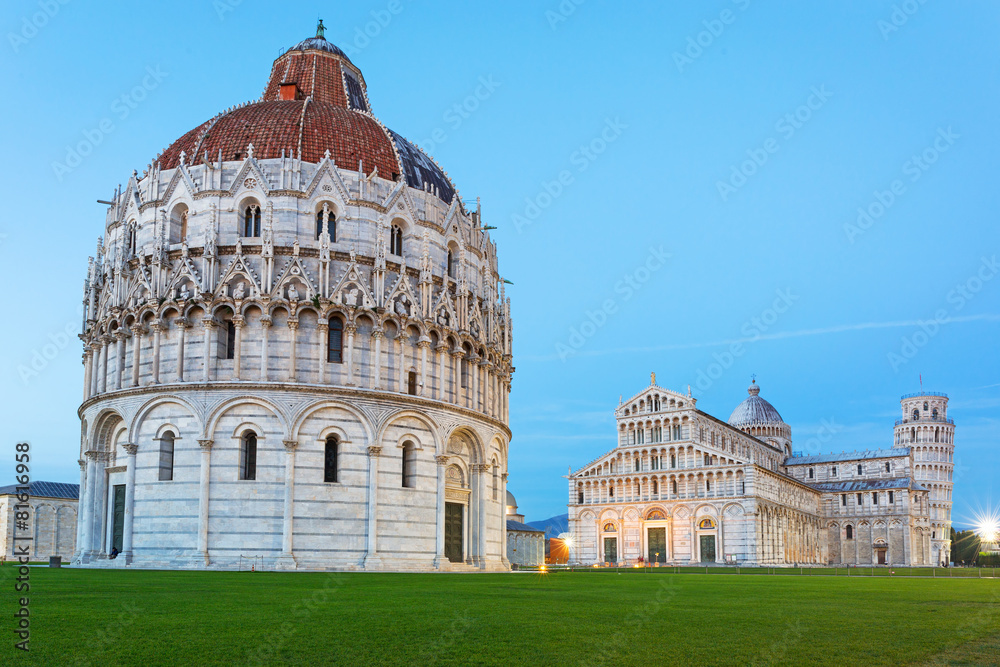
xmin=130 ymin=326 xmax=142 ymax=388
xmin=81 ymin=452 xmax=98 ymax=559
xmin=201 ymin=319 xmax=215 ymax=382
xmin=174 ymin=318 xmax=187 ymax=382
xmin=82 ymin=348 xmax=93 ymax=401
xmin=345 ymin=325 xmax=357 ymax=386
xmin=317 ymin=322 xmax=328 ymax=384
xmin=260 ymin=316 xmax=271 ymax=381
xmin=150 ymin=322 xmax=163 ymax=384
xmin=197 ymin=439 xmax=213 ymax=565
xmin=471 ymin=357 xmax=481 ymax=411
xmin=500 ymin=472 xmax=510 ymax=568
xmin=397 ymin=335 xmax=405 ymax=393
xmin=364 ymin=446 xmax=382 ymax=569
xmin=122 ymin=443 xmax=137 ymax=563
xmin=232 ymin=316 xmax=244 ymax=380
xmin=74 ymin=458 xmax=87 ymax=562
xmin=418 ymin=339 xmax=430 ymax=397
xmin=276 ymin=440 xmax=298 ymax=569
xmin=98 ymin=336 xmax=109 ymax=393
xmin=114 ymin=331 xmax=126 ymax=390
xmin=371 ymin=329 xmax=383 ymax=389
xmin=89 ymin=342 xmax=100 ymax=397
xmin=287 ymin=319 xmax=299 ymax=382
xmin=435 ymin=344 xmax=447 ymax=401
xmin=475 ymin=463 xmax=489 ymax=568
xmin=451 ymin=351 xmax=463 ymax=404
xmin=434 ymin=455 xmax=449 ymax=568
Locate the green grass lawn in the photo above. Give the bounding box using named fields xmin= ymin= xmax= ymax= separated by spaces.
xmin=1 ymin=565 xmax=997 ymax=666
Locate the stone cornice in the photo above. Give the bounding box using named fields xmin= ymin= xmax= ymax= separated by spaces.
xmin=78 ymin=381 xmax=512 ymax=438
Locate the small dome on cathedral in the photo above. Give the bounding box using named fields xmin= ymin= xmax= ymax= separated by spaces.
xmin=728 ymin=380 xmax=784 ymax=428
xmin=506 ymin=490 xmax=517 ymax=509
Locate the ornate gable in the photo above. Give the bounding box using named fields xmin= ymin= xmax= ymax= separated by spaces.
xmin=215 ymin=246 xmax=262 ymax=299
xmin=330 ymin=252 xmax=376 ymax=309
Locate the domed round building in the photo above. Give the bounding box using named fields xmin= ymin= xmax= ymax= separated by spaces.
xmin=74 ymin=25 xmax=513 ymax=571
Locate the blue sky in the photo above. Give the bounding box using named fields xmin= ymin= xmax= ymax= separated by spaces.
xmin=1 ymin=1 xmax=997 ymax=527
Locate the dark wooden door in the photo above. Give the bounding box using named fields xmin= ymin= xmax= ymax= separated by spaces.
xmin=445 ymin=502 xmax=463 ymax=563
xmin=647 ymin=527 xmax=666 ymax=562
xmin=877 ymin=549 xmax=886 ymax=564
xmin=111 ymin=484 xmax=126 ymax=553
xmin=603 ymin=537 xmax=617 ymax=563
xmin=700 ymin=535 xmax=716 ymax=562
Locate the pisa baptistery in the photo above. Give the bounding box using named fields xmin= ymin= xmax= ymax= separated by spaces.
xmin=73 ymin=24 xmax=514 ymax=571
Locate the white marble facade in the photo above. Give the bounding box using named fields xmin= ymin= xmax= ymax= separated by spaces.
xmin=74 ymin=30 xmax=513 ymax=571
xmin=568 ymin=377 xmax=954 ymax=567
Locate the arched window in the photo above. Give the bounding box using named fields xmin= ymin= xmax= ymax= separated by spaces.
xmin=127 ymin=225 xmax=137 ymax=256
xmin=932 ymin=408 xmax=939 ymax=420
xmin=923 ymin=402 xmax=929 ymax=411
xmin=324 ymin=435 xmax=338 ymax=483
xmin=401 ymin=441 xmax=416 ymax=488
xmin=316 ymin=208 xmax=337 ymax=241
xmin=407 ymin=370 xmax=417 ymax=395
xmin=912 ymin=409 xmax=920 ymax=420
xmin=327 ymin=318 xmax=344 ymax=363
xmin=857 ymin=464 xmax=863 ymax=475
xmin=447 ymin=249 xmax=456 ymax=278
xmin=808 ymin=467 xmax=814 ymax=479
xmin=671 ymin=480 xmax=678 ymax=494
xmin=239 ymin=431 xmax=257 ymax=480
xmin=460 ymin=355 xmax=469 ymax=388
xmin=652 ymin=480 xmax=658 ymax=495
xmin=845 ymin=525 xmax=854 ymax=540
xmin=223 ymin=319 xmax=236 ymax=360
xmin=158 ymin=431 xmax=175 ymax=481
xmin=390 ymin=224 xmax=403 ymax=255
xmin=242 ymin=205 xmax=261 ymax=237
xmin=492 ymin=464 xmax=498 ymax=500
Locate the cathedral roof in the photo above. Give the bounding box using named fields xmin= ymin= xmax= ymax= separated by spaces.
xmin=728 ymin=380 xmax=785 ymax=428
xmin=785 ymin=448 xmax=909 ymax=465
xmin=154 ymin=25 xmax=456 ymax=204
xmin=0 ymin=481 xmax=79 ymax=499
xmin=810 ymin=478 xmax=927 ymax=492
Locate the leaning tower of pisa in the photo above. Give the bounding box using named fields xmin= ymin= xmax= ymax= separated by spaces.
xmin=893 ymin=391 xmax=955 ymax=565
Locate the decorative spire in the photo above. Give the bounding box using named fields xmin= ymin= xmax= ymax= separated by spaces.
xmin=651 ymin=372 xmax=656 ymax=386
xmin=316 ymin=19 xmax=326 ymax=39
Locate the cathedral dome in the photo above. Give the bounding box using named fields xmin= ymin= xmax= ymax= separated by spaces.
xmin=155 ymin=27 xmax=455 ymax=204
xmin=728 ymin=380 xmax=784 ymax=428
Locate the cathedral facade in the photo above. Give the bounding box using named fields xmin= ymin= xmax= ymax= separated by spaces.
xmin=74 ymin=26 xmax=513 ymax=571
xmin=567 ymin=377 xmax=954 ymax=567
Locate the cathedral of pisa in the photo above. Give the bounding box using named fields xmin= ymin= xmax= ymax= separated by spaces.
xmin=568 ymin=377 xmax=955 ymax=567
xmin=74 ymin=25 xmax=513 ymax=571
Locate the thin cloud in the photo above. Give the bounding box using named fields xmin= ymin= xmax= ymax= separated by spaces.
xmin=524 ymin=313 xmax=1000 ymax=362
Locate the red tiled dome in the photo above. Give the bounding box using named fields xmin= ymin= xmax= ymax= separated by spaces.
xmin=155 ymin=32 xmax=456 ymax=204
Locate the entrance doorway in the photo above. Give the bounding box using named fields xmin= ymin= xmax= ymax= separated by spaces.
xmin=604 ymin=537 xmax=617 ymax=563
xmin=699 ymin=534 xmax=716 ymax=562
xmin=647 ymin=527 xmax=666 ymax=563
xmin=111 ymin=484 xmax=126 ymax=553
xmin=444 ymin=502 xmax=463 ymax=563
xmin=876 ymin=549 xmax=887 ymax=565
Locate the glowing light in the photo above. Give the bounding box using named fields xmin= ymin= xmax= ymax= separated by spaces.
xmin=971 ymin=507 xmax=1000 ymax=548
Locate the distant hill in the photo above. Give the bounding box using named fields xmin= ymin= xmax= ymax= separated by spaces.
xmin=527 ymin=513 xmax=568 ymax=539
